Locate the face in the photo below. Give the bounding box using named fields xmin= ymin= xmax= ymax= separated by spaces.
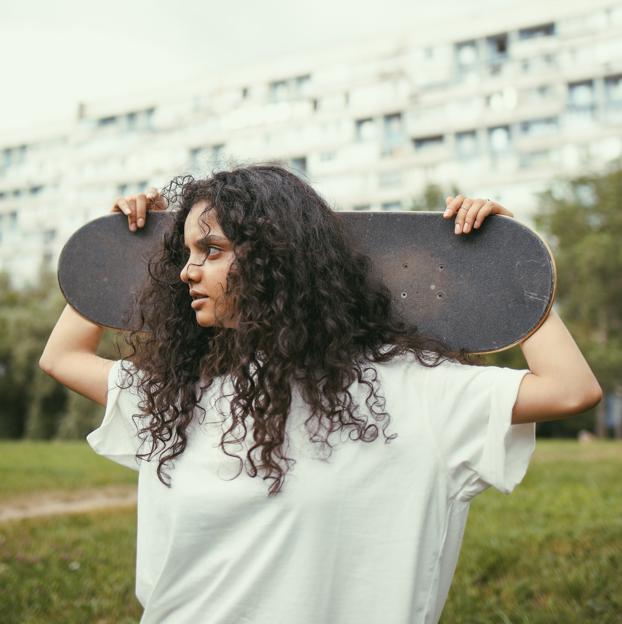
xmin=179 ymin=201 xmax=238 ymax=328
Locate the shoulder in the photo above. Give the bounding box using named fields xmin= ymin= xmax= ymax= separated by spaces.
xmin=367 ymin=346 xmax=451 ymax=385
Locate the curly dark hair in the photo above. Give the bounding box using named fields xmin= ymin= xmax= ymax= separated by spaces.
xmin=118 ymin=163 xmax=477 ymax=496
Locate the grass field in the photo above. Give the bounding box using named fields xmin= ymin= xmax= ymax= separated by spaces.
xmin=0 ymin=439 xmax=620 ymax=623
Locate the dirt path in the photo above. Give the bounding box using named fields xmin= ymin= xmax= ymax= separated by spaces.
xmin=0 ymin=485 xmax=137 ymax=523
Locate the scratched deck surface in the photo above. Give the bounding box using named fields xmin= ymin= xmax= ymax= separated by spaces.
xmin=58 ymin=211 xmax=556 ymax=354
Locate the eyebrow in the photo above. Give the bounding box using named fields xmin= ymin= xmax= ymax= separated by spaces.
xmin=183 ymin=234 xmax=228 ymax=249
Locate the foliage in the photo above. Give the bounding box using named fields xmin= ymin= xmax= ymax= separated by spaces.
xmin=531 ymin=166 xmax=622 ymax=392
xmin=0 ymin=264 xmax=129 ymax=440
xmin=407 ymin=181 xmax=460 ymax=212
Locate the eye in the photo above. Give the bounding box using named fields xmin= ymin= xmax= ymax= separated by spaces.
xmin=182 ymin=245 xmax=221 ymax=261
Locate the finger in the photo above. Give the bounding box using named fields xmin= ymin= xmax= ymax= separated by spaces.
xmin=443 ymin=196 xmax=453 ymax=217
xmin=491 ymin=202 xmax=514 ymax=218
xmin=136 ymin=193 xmax=147 ymax=228
xmin=146 ymin=187 xmax=168 ymax=211
xmin=111 ymin=197 xmax=130 ymax=215
xmin=126 ymin=197 xmax=137 ymax=231
xmin=454 ymin=197 xmax=473 ymax=234
xmin=463 ymin=199 xmax=486 ymax=233
xmin=474 ymin=201 xmax=494 ymax=229
xmin=444 ymin=194 xmax=464 ymax=218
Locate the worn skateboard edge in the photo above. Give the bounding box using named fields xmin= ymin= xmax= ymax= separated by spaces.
xmin=471 ymin=224 xmax=557 ymax=356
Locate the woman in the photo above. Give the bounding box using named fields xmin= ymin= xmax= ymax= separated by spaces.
xmin=40 ymin=163 xmax=602 ymax=624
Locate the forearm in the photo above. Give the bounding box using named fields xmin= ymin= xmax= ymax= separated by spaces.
xmin=39 ymin=304 xmax=105 ymax=370
xmin=519 ymin=308 xmax=602 ymax=407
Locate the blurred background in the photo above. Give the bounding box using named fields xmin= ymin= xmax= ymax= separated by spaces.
xmin=1 ymin=0 xmax=621 ymax=622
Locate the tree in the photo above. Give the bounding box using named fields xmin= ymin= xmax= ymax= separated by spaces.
xmin=407 ymin=182 xmax=460 ymax=213
xmin=528 ymin=165 xmax=622 ymax=437
xmin=0 ymin=262 xmax=130 ymax=440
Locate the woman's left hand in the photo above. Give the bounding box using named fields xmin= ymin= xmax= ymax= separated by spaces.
xmin=443 ymin=194 xmax=514 ymax=235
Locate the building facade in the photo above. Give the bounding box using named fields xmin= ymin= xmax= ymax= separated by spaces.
xmin=1 ymin=0 xmax=621 ymax=287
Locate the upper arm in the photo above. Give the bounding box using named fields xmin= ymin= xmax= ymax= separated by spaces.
xmin=40 ymin=353 xmax=115 ymax=408
xmin=511 ymin=372 xmax=603 ymax=425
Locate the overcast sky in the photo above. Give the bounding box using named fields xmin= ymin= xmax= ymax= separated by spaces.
xmin=1 ymin=0 xmax=513 ymax=136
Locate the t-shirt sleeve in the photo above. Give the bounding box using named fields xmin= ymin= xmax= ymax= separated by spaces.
xmin=86 ymin=359 xmax=148 ymax=472
xmin=423 ymin=359 xmax=535 ymax=501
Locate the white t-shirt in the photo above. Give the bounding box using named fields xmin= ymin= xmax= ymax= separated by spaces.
xmin=86 ymin=350 xmax=535 ymax=624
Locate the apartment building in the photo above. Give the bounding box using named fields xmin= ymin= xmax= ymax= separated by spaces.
xmin=1 ymin=0 xmax=621 ymax=287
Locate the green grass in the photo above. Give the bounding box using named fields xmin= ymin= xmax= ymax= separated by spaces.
xmin=0 ymin=440 xmax=136 ymax=502
xmin=0 ymin=439 xmax=620 ymax=623
xmin=0 ymin=507 xmax=141 ymax=624
xmin=441 ymin=440 xmax=622 ymax=623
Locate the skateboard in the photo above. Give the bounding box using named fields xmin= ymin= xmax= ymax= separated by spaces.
xmin=57 ymin=211 xmax=556 ymax=355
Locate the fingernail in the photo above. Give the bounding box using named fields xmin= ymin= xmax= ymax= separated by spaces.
xmin=443 ymin=209 xmax=450 ymax=216
xmin=137 ymin=218 xmax=145 ymax=227
xmin=130 ymin=223 xmax=136 ymax=231
xmin=455 ymin=224 xmax=461 ymax=234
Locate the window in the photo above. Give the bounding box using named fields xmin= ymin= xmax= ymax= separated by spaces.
xmin=2 ymin=145 xmax=28 ymax=168
xmin=97 ymin=115 xmax=117 ymax=127
xmin=381 ymin=201 xmax=402 ymax=211
xmin=520 ymin=117 xmax=559 ymax=137
xmin=455 ymin=131 xmax=479 ymax=158
xmin=144 ymin=108 xmax=155 ymax=128
xmin=294 ymin=75 xmax=311 ymax=95
xmin=567 ymin=81 xmax=595 ymax=114
xmin=605 ymin=75 xmax=622 ymax=102
xmin=413 ymin=135 xmax=444 ymax=151
xmin=269 ymin=80 xmax=289 ymax=101
xmin=569 ymin=80 xmax=595 ymax=104
xmin=126 ymin=112 xmax=137 ymax=130
xmin=290 ymin=157 xmax=307 ymax=175
xmin=486 ymin=33 xmax=508 ymax=61
xmin=355 ymin=117 xmax=376 ymax=141
xmin=518 ymin=23 xmax=556 ymax=40
xmin=488 ymin=126 xmax=512 ymax=152
xmin=269 ymin=74 xmax=312 ymax=101
xmin=352 ymin=204 xmax=370 ymax=211
xmin=455 ymin=41 xmax=478 ymax=67
xmin=383 ymin=113 xmax=404 ymax=139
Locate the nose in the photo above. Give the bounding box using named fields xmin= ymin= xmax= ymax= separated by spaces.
xmin=180 ymin=261 xmax=201 ymax=285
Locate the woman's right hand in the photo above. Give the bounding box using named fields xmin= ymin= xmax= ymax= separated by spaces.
xmin=111 ymin=187 xmax=168 ymax=232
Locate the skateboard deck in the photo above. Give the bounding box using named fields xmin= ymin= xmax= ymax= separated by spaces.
xmin=57 ymin=211 xmax=556 ymax=355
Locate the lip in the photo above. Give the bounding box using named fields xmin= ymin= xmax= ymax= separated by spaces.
xmin=191 ymin=297 xmax=209 ymax=309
